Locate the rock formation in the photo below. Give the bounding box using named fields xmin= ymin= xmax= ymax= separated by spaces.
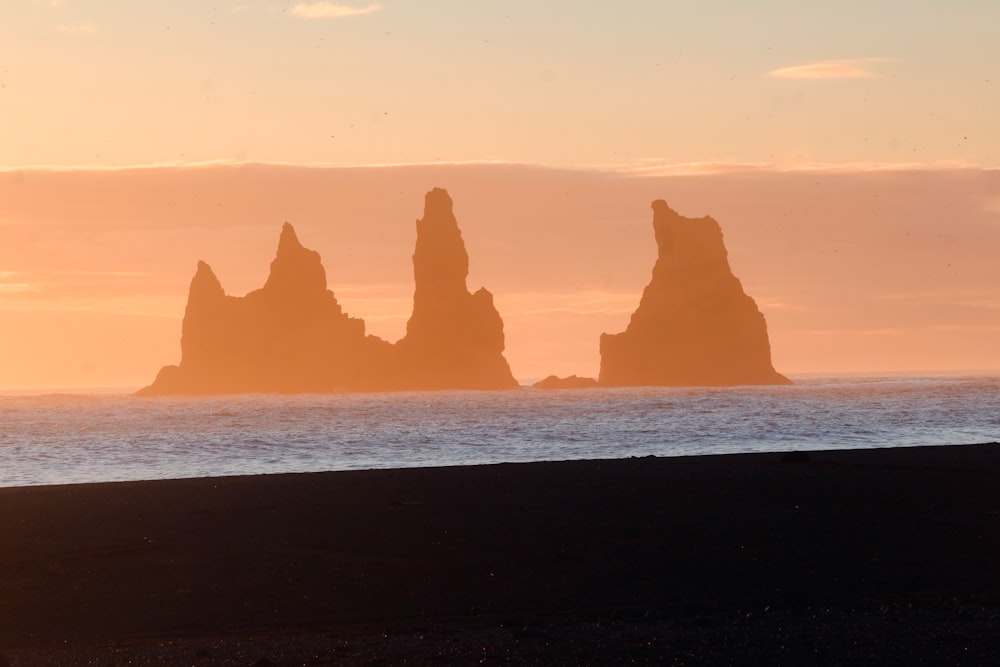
xmin=138 ymin=223 xmax=391 ymax=395
xmin=599 ymin=200 xmax=789 ymax=387
xmin=391 ymin=188 xmax=519 ymax=390
xmin=532 ymin=375 xmax=599 ymax=389
xmin=138 ymin=190 xmax=518 ymax=396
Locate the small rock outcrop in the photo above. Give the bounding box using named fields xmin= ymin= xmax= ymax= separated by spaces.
xmin=138 ymin=223 xmax=390 ymax=395
xmin=532 ymin=375 xmax=599 ymax=389
xmin=599 ymin=200 xmax=789 ymax=387
xmin=392 ymin=188 xmax=518 ymax=390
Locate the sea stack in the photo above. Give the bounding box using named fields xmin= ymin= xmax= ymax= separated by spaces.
xmin=137 ymin=223 xmax=390 ymax=395
xmin=532 ymin=375 xmax=599 ymax=390
xmin=599 ymin=200 xmax=789 ymax=387
xmin=392 ymin=188 xmax=518 ymax=390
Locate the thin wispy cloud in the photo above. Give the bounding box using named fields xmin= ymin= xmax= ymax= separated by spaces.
xmin=800 ymin=328 xmax=906 ymax=337
xmin=878 ymin=290 xmax=1000 ymax=311
xmin=626 ymin=161 xmax=767 ymax=176
xmin=290 ymin=2 xmax=382 ymax=19
xmin=767 ymin=59 xmax=890 ymax=80
xmin=55 ymin=21 xmax=98 ymax=35
xmin=932 ymin=323 xmax=1000 ymax=333
xmin=0 ymin=157 xmax=543 ymax=173
xmin=0 ymin=282 xmax=44 ymax=295
xmin=625 ymin=159 xmax=978 ymax=177
xmin=498 ymin=290 xmax=641 ymax=318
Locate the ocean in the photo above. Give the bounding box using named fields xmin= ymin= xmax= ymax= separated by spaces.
xmin=1 ymin=375 xmax=997 ymax=488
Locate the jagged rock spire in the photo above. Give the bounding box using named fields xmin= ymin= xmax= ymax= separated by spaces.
xmin=139 ymin=223 xmax=381 ymax=395
xmin=262 ymin=222 xmax=328 ymax=295
xmin=599 ymin=200 xmax=789 ymax=387
xmin=138 ymin=192 xmax=519 ymax=396
xmin=394 ymin=187 xmax=517 ymax=390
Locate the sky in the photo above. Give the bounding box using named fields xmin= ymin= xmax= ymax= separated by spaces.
xmin=1 ymin=1 xmax=998 ymax=389
xmin=3 ymin=0 xmax=998 ymax=169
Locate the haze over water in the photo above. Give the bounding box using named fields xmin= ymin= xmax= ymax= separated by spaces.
xmin=2 ymin=375 xmax=997 ymax=488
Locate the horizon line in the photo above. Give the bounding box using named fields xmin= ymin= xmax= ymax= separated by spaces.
xmin=2 ymin=369 xmax=999 ymax=395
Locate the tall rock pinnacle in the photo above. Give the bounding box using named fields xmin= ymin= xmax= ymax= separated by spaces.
xmin=599 ymin=200 xmax=790 ymax=387
xmin=412 ymin=188 xmax=470 ymax=302
xmin=392 ymin=188 xmax=518 ymax=390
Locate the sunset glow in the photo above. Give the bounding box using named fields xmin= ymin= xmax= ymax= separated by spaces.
xmin=1 ymin=1 xmax=998 ymax=389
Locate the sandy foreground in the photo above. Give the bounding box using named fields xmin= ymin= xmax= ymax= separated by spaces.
xmin=2 ymin=444 xmax=1000 ymax=665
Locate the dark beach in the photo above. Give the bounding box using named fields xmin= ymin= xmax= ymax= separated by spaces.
xmin=2 ymin=443 xmax=1000 ymax=665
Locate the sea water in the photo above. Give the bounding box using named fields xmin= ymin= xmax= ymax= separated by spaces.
xmin=1 ymin=376 xmax=997 ymax=488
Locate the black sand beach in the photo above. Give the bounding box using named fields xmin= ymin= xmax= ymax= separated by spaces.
xmin=2 ymin=443 xmax=1000 ymax=665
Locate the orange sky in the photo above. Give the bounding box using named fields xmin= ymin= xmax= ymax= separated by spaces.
xmin=1 ymin=164 xmax=998 ymax=389
xmin=1 ymin=2 xmax=998 ymax=389
xmin=2 ymin=2 xmax=998 ymax=170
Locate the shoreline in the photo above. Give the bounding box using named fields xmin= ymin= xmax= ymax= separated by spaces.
xmin=3 ymin=443 xmax=1000 ymax=663
xmin=4 ymin=438 xmax=1000 ymax=491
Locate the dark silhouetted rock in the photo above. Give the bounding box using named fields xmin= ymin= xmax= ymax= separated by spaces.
xmin=392 ymin=188 xmax=518 ymax=390
xmin=599 ymin=200 xmax=789 ymax=387
xmin=532 ymin=375 xmax=599 ymax=389
xmin=138 ymin=223 xmax=391 ymax=395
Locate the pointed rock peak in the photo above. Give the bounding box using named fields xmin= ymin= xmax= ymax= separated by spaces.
xmin=277 ymin=222 xmax=304 ymax=256
xmin=189 ymin=260 xmax=225 ymax=300
xmin=263 ymin=222 xmax=327 ymax=294
xmin=423 ymin=187 xmax=454 ymax=219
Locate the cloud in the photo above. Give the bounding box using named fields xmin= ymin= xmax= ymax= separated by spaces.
xmin=878 ymin=289 xmax=1000 ymax=312
xmin=799 ymin=328 xmax=907 ymax=337
xmin=0 ymin=157 xmax=991 ymax=179
xmin=0 ymin=157 xmax=551 ymax=173
xmin=55 ymin=21 xmax=98 ymax=35
xmin=0 ymin=285 xmax=34 ymax=294
xmin=0 ymin=272 xmax=29 ymax=292
xmin=497 ymin=290 xmax=641 ymax=318
xmin=625 ymin=159 xmax=979 ymax=177
xmin=290 ymin=2 xmax=382 ymax=19
xmin=931 ymin=324 xmax=1000 ymax=333
xmin=0 ymin=270 xmax=168 ymax=302
xmin=767 ymin=59 xmax=888 ymax=80
xmin=626 ymin=161 xmax=769 ymax=176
